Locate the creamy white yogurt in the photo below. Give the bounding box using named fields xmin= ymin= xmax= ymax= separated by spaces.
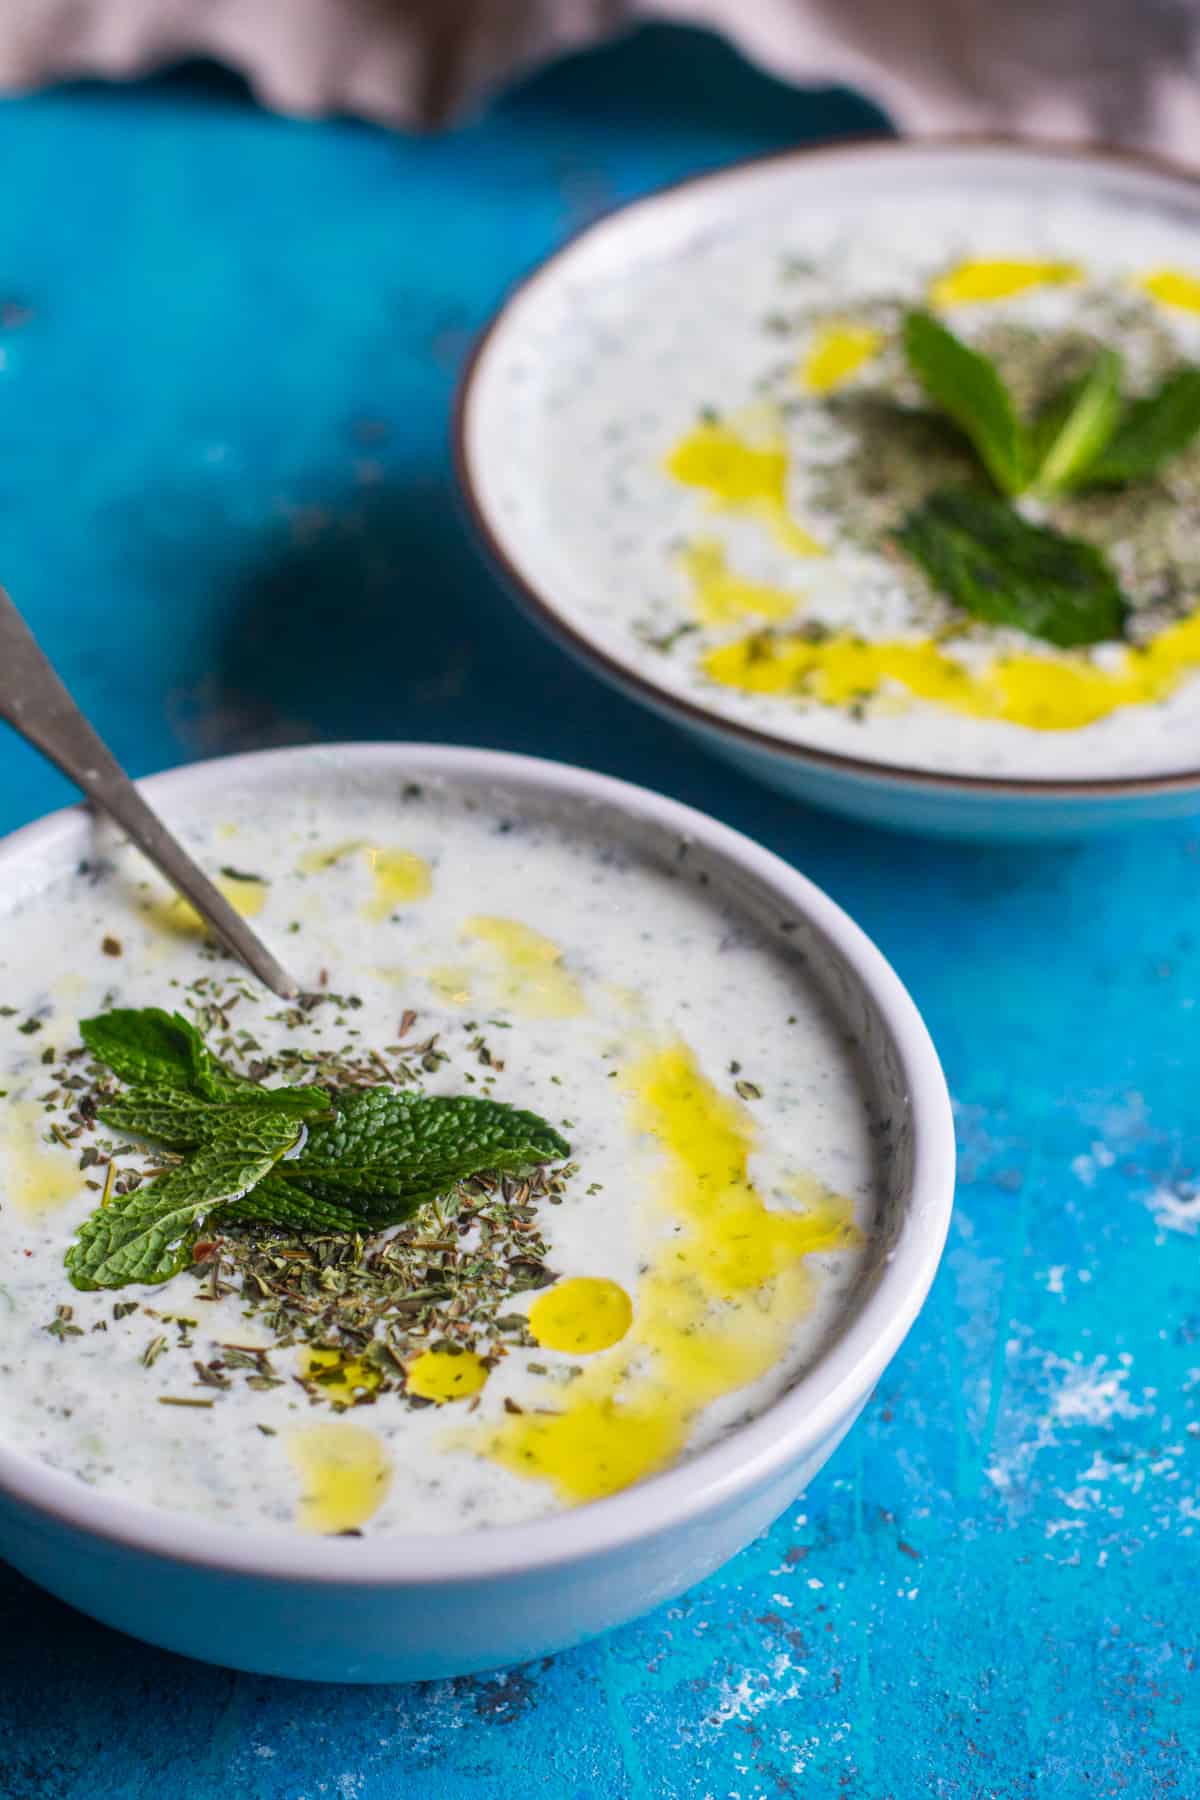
xmin=0 ymin=769 xmax=880 ymax=1536
xmin=472 ymin=160 xmax=1200 ymax=779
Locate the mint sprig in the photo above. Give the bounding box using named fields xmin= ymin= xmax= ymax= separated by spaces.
xmin=64 ymin=1007 xmax=571 ymax=1291
xmin=904 ymin=310 xmax=1200 ymax=499
xmin=896 ymin=313 xmax=1200 ymax=645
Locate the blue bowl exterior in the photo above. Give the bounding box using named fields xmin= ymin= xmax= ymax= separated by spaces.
xmin=701 ymin=729 xmax=1200 ymax=841
xmin=474 ymin=557 xmax=1200 ymax=842
xmin=0 ymin=1407 xmax=864 ymax=1682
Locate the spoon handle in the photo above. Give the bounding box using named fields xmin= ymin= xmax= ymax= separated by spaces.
xmin=0 ymin=588 xmax=300 ymax=999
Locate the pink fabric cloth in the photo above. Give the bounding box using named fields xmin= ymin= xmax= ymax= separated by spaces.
xmin=2 ymin=0 xmax=1198 ymax=159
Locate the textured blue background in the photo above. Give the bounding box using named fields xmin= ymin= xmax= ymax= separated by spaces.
xmin=0 ymin=27 xmax=1196 ymax=1798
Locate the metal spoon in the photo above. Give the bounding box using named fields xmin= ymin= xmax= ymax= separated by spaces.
xmin=0 ymin=586 xmax=300 ymax=998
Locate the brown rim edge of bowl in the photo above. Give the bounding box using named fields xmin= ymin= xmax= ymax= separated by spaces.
xmin=453 ymin=130 xmax=1200 ymax=803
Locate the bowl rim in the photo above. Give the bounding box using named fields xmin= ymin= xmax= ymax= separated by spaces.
xmin=454 ymin=131 xmax=1200 ymax=802
xmin=0 ymin=741 xmax=954 ymax=1585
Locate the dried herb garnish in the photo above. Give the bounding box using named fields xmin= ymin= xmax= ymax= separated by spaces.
xmin=59 ymin=1005 xmax=570 ymax=1293
xmin=184 ymin=1162 xmax=562 ymax=1410
xmin=22 ymin=977 xmax=577 ymax=1406
xmin=44 ymin=1303 xmax=83 ymax=1341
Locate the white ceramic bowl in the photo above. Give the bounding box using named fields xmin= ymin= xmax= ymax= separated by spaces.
xmin=0 ymin=743 xmax=954 ymax=1682
xmin=456 ymin=137 xmax=1200 ymax=840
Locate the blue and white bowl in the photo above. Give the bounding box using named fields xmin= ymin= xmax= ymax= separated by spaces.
xmin=457 ymin=138 xmax=1200 ymax=839
xmin=0 ymin=743 xmax=954 ymax=1681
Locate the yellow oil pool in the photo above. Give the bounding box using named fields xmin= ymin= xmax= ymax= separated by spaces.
xmin=299 ymin=842 xmax=432 ymax=921
xmin=407 ymin=1347 xmax=489 ymax=1404
xmin=142 ymin=873 xmax=267 ymax=937
xmin=665 ymin=420 xmax=824 ymax=556
xmin=679 ymin=538 xmax=799 ymax=627
xmin=2 ymin=1100 xmax=83 ymax=1217
xmin=288 ymin=1422 xmax=392 ymax=1533
xmin=528 ymin=1277 xmax=634 ymax=1355
xmin=463 ymin=917 xmax=583 ymax=1018
xmin=801 ymin=321 xmax=884 ymax=393
xmin=704 ymin=611 xmax=1200 ymax=732
xmin=929 ymin=258 xmax=1082 ymax=307
xmin=479 ymin=1041 xmax=857 ymax=1504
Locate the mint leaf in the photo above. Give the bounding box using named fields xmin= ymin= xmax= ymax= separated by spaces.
xmin=273 ymin=1171 xmax=461 ymax=1230
xmin=895 ymin=487 xmax=1127 ymax=647
xmin=81 ymin=1007 xmax=212 ymax=1090
xmin=280 ymin=1088 xmax=570 ymax=1203
xmin=98 ymin=1087 xmax=333 ymax=1150
xmin=1084 ymin=367 xmax=1200 ymax=485
xmin=222 ymin=1173 xmax=367 ymax=1234
xmin=66 ymin=1140 xmax=297 ymax=1290
xmin=904 ymin=311 xmax=1031 ymax=496
xmin=1033 ymin=349 xmax=1123 ymax=495
xmin=81 ymin=1007 xmax=253 ymax=1101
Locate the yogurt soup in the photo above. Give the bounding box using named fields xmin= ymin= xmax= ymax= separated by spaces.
xmin=0 ymin=771 xmax=880 ymax=1537
xmin=473 ymin=167 xmax=1200 ymax=780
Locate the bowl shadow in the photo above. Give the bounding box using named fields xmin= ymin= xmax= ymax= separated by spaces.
xmin=203 ymin=476 xmax=700 ymax=774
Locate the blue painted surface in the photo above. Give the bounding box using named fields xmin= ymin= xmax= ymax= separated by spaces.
xmin=0 ymin=27 xmax=1195 ymax=1797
